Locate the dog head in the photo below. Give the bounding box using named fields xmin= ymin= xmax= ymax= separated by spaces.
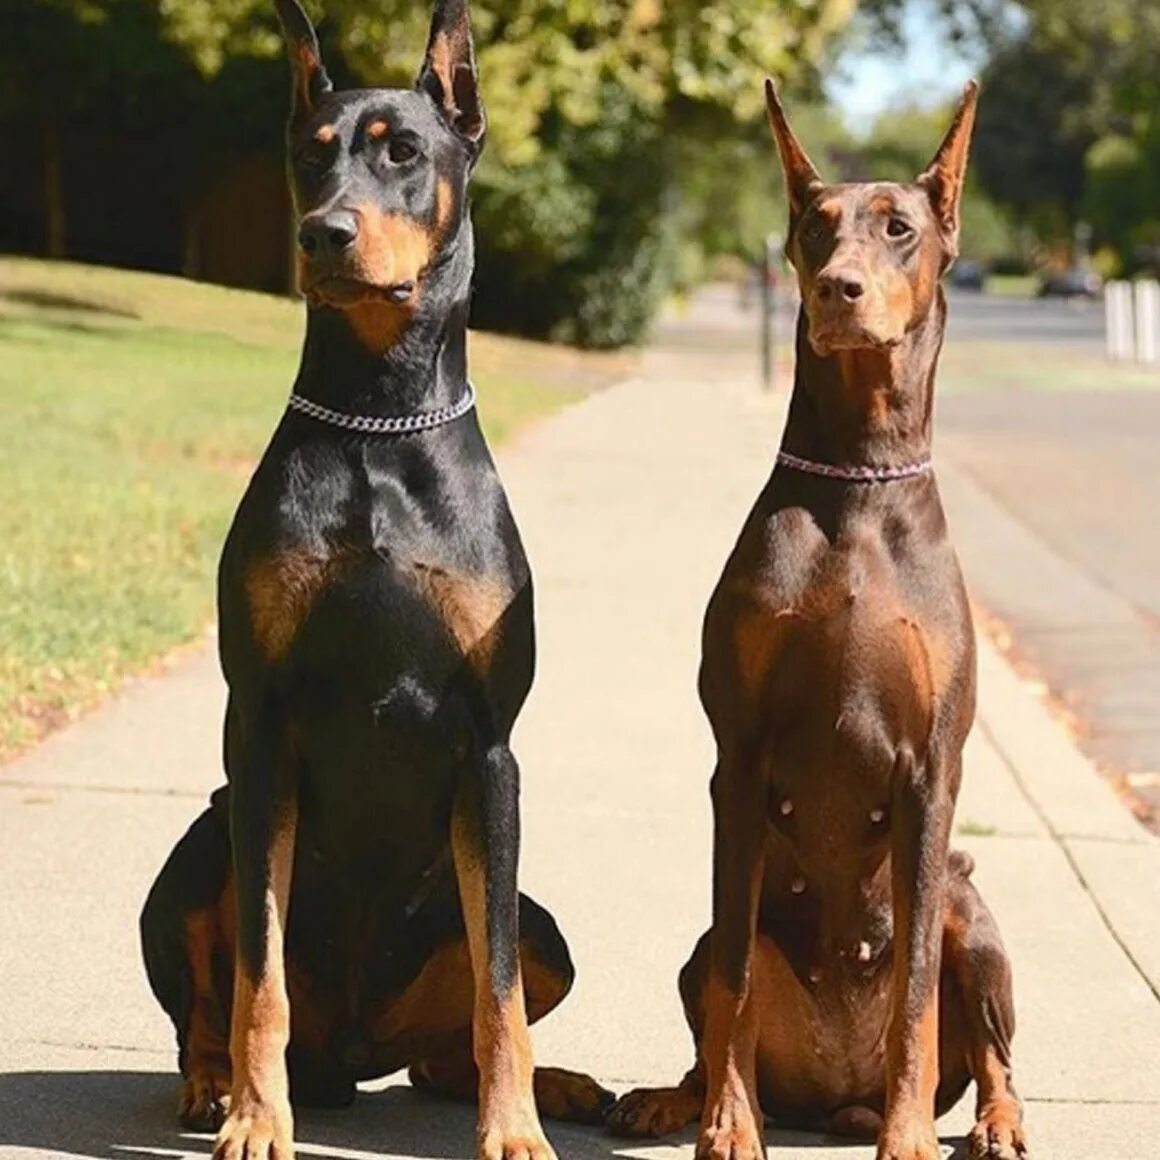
xmin=275 ymin=0 xmax=484 ymax=315
xmin=766 ymin=80 xmax=978 ymax=358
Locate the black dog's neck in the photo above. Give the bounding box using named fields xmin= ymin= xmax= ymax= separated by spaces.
xmin=292 ymin=220 xmax=475 ymax=417
xmin=781 ymin=290 xmax=947 ymax=469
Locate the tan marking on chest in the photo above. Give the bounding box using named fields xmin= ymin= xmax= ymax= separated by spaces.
xmin=896 ymin=616 xmax=953 ymax=733
xmin=245 ymin=549 xmax=348 ymax=662
xmin=410 ymin=563 xmax=511 ymax=673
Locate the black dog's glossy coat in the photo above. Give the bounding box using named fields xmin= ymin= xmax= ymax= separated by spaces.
xmin=140 ymin=5 xmax=603 ymax=1158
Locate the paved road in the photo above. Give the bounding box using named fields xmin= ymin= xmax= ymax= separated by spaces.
xmin=944 ymin=290 xmax=1105 ymax=351
xmin=692 ymin=283 xmax=1160 ymax=824
xmin=734 ymin=283 xmax=1107 ymax=352
xmin=1 ymin=292 xmax=1158 ymax=1160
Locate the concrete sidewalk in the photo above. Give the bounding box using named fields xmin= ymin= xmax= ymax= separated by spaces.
xmin=2 ymin=307 xmax=1158 ymax=1160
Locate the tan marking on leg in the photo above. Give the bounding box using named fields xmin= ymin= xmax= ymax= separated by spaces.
xmin=409 ymin=564 xmax=511 ymax=675
xmin=180 ymin=906 xmax=232 ymax=1130
xmin=698 ymin=968 xmax=763 ymax=1160
xmin=968 ymin=1044 xmax=1026 ymax=1158
xmin=245 ymin=549 xmax=347 ymax=663
xmin=389 ymin=921 xmax=602 ymax=1125
xmin=216 ymin=805 xmax=297 ymax=1160
xmin=451 ymin=812 xmax=552 ymax=1160
xmin=880 ymin=991 xmax=941 ymax=1159
xmin=374 ymin=938 xmax=475 ymax=1044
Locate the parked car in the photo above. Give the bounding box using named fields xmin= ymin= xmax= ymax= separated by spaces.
xmin=949 ymin=259 xmax=987 ymax=291
xmin=1037 ymin=267 xmax=1103 ymax=299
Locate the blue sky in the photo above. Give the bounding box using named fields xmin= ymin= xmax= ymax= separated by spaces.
xmin=827 ymin=2 xmax=978 ymax=134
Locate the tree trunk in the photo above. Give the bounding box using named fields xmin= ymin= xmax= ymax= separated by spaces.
xmin=182 ymin=202 xmax=201 ymax=280
xmin=43 ymin=119 xmax=66 ymax=259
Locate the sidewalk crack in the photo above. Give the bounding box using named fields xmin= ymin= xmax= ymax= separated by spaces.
xmin=977 ymin=717 xmax=1160 ymax=1005
xmin=0 ymin=778 xmax=204 ymax=800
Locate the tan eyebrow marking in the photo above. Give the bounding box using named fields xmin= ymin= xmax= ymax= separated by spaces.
xmin=367 ymin=119 xmax=390 ymax=140
xmin=314 ymin=124 xmax=336 ymax=144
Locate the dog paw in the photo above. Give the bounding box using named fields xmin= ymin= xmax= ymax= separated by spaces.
xmin=213 ymin=1096 xmax=294 ymax=1160
xmin=478 ymin=1100 xmax=558 ymax=1160
xmin=179 ymin=1070 xmax=230 ymax=1131
xmin=607 ymin=1086 xmax=702 ymax=1138
xmin=478 ymin=1127 xmax=557 ymax=1160
xmin=696 ymin=1100 xmax=766 ymax=1160
xmin=969 ymin=1104 xmax=1028 ymax=1159
xmin=534 ymin=1068 xmax=615 ymax=1126
xmin=875 ymin=1115 xmax=940 ymax=1160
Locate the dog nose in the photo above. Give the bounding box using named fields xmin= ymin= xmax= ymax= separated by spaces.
xmin=298 ymin=212 xmax=359 ymax=259
xmin=817 ymin=271 xmax=866 ymax=304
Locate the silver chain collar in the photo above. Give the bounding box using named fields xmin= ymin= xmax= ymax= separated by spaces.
xmin=287 ymin=383 xmax=477 ymax=435
xmin=777 ymin=449 xmax=933 ymax=483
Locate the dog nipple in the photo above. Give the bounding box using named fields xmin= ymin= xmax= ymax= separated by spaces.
xmin=809 ymin=967 xmax=822 ymax=985
xmin=780 ymin=798 xmax=794 ymax=817
xmin=791 ymin=876 xmax=807 ymax=895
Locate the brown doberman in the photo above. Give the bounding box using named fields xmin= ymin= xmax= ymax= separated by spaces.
xmin=607 ymin=82 xmax=1027 ymax=1160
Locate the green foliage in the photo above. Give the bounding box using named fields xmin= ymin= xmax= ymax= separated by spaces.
xmin=853 ymin=100 xmax=1017 ymax=263
xmin=0 ymin=0 xmax=871 ymax=347
xmin=155 ymin=0 xmax=865 ymax=346
xmin=0 ymin=258 xmax=593 ymax=757
xmin=935 ymin=0 xmax=1160 ymax=265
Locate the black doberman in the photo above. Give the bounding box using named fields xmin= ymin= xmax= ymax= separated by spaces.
xmin=608 ymin=84 xmax=1027 ymax=1160
xmin=140 ymin=4 xmax=609 ymax=1158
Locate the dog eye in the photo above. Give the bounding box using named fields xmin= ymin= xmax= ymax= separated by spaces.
xmin=886 ymin=217 xmax=913 ymax=239
xmin=387 ymin=137 xmax=420 ymax=164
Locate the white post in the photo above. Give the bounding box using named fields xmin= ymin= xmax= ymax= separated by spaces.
xmin=1106 ymin=281 xmax=1135 ymax=361
xmin=1134 ymin=280 xmax=1160 ymax=365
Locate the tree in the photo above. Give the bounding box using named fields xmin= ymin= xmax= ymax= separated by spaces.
xmin=903 ymin=0 xmax=1160 ymax=265
xmin=151 ymin=0 xmax=869 ymax=346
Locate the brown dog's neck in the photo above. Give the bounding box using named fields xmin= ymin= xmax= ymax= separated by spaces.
xmin=781 ymin=290 xmax=946 ymax=469
xmin=293 ymin=222 xmax=474 ymax=417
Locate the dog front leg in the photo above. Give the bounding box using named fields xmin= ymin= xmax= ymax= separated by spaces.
xmin=452 ymin=744 xmax=555 ymax=1160
xmin=698 ymin=755 xmax=767 ymax=1160
xmin=879 ymin=750 xmax=954 ymax=1160
xmin=215 ymin=699 xmax=298 ymax=1160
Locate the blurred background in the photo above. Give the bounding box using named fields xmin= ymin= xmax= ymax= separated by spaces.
xmin=1 ymin=8 xmax=1159 ymax=1150
xmin=1 ymin=0 xmax=1159 ymax=831
xmin=2 ymin=0 xmax=1157 ymax=346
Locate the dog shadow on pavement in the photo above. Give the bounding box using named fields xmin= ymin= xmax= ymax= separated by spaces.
xmin=0 ymin=1070 xmax=970 ymax=1159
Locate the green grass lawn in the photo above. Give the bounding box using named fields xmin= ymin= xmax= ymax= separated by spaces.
xmin=985 ymin=274 xmax=1038 ymax=299
xmin=0 ymin=258 xmax=629 ymax=761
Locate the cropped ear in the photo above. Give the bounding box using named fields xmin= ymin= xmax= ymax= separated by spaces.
xmin=274 ymin=0 xmax=332 ymax=126
xmin=917 ymin=81 xmax=979 ymax=252
xmin=765 ymin=79 xmax=825 ymax=222
xmin=416 ymin=0 xmax=486 ymax=149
